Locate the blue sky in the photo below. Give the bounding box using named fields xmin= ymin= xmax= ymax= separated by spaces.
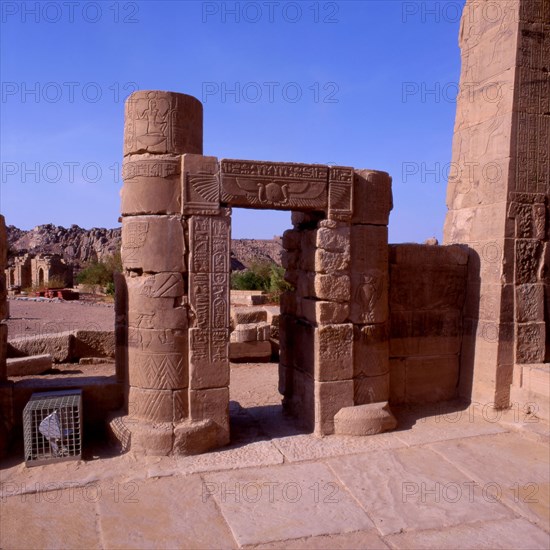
xmin=0 ymin=0 xmax=464 ymax=241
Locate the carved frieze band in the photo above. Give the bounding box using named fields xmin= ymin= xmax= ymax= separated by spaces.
xmin=220 ymin=159 xmax=328 ymax=210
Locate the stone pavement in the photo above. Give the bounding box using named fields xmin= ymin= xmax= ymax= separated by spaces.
xmin=1 ymin=363 xmax=548 ymax=549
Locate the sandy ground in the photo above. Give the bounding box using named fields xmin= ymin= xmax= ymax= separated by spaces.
xmin=6 ymin=298 xmax=115 ymax=339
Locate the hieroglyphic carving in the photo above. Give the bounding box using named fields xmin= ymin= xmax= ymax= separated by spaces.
xmin=122 ymin=158 xmax=180 ymax=180
xmin=189 ymin=215 xmax=230 ymax=273
xmin=189 ymin=328 xmax=228 ymax=365
xmin=220 ymin=159 xmax=328 ymax=210
xmin=508 ymin=193 xmax=547 ymax=239
xmin=353 ymin=269 xmax=385 ymax=324
xmin=328 ymin=166 xmax=354 ymax=222
xmin=124 ymin=91 xmax=202 ymax=156
xmin=121 ymin=220 xmax=149 ymax=268
xmin=182 ymin=155 xmax=220 ymax=215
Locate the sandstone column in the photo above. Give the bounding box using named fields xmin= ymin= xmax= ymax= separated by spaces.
xmin=0 ymin=214 xmax=13 ymax=456
xmin=0 ymin=216 xmax=7 ymax=381
xmin=116 ymin=90 xmax=203 ymax=454
xmin=444 ymin=0 xmax=549 ymax=407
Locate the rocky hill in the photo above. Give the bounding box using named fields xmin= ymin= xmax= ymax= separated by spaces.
xmin=6 ymin=224 xmax=282 ymax=271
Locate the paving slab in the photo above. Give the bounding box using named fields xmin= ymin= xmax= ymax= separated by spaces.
xmin=273 ymin=432 xmax=404 ymax=462
xmin=384 ymin=517 xmax=550 ymax=549
xmin=175 ymin=440 xmax=284 ymax=475
xmin=392 ymin=403 xmax=507 ymax=447
xmin=0 ymin=487 xmax=101 ymax=549
xmin=328 ymin=446 xmax=513 ymax=536
xmin=430 ymin=432 xmax=550 ymax=531
xmin=245 ymin=529 xmax=389 ymax=549
xmin=203 ymin=462 xmax=374 ymax=546
xmin=96 ymin=474 xmax=237 ymax=549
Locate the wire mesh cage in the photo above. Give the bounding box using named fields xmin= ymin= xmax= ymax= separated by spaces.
xmin=23 ymin=389 xmax=82 ymax=466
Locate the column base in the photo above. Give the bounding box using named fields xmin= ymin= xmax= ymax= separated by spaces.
xmin=333 ymin=402 xmax=397 ymax=436
xmin=107 ymin=412 xmax=230 ymax=456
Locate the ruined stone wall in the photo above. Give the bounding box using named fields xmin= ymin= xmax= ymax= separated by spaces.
xmin=388 ymin=244 xmax=468 ymax=404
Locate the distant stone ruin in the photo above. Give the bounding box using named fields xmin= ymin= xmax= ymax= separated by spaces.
xmin=5 ymin=253 xmax=73 ymax=291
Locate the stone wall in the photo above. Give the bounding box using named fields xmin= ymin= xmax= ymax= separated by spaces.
xmin=388 ymin=244 xmax=468 ymax=404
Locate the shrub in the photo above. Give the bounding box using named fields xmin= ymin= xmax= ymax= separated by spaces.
xmin=231 ymin=261 xmax=293 ymax=304
xmin=76 ymin=253 xmax=122 ymax=290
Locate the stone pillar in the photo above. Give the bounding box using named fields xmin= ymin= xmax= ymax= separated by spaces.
xmin=0 ymin=215 xmax=13 ymax=457
xmin=0 ymin=216 xmax=8 ymax=381
xmin=281 ymin=167 xmax=396 ymax=436
xmin=443 ymin=0 xmax=549 ymax=407
xmin=115 ymin=90 xmax=203 ymax=455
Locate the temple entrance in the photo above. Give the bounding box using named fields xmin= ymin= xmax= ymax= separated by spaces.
xmin=37 ymin=268 xmax=44 ymax=287
xmin=115 ymin=90 xmax=396 ymax=456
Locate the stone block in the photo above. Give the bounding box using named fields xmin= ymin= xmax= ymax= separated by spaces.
xmin=189 ymin=328 xmax=229 ymax=389
xmin=281 ymin=249 xmax=298 ymax=270
xmin=516 ymin=322 xmax=546 ymax=364
xmin=516 ymin=284 xmax=545 ymax=322
xmin=316 ymin=225 xmax=350 ymax=253
xmin=328 ymin=166 xmax=354 ymax=222
xmin=182 ymin=154 xmax=220 ymax=215
xmin=121 ymin=155 xmax=181 ymax=215
xmin=116 ymin=418 xmax=173 ymax=456
xmin=73 ymin=330 xmax=115 ymax=359
xmin=314 ymin=379 xmax=354 ymax=435
xmin=350 ymin=272 xmax=388 ymax=324
xmin=128 ymin=387 xmax=185 ymax=423
xmin=334 ymin=402 xmax=396 ymax=436
xmin=314 ymin=323 xmax=353 ymax=382
xmin=278 ymin=315 xmax=295 ymax=365
xmin=292 ymin=320 xmax=315 ymax=374
xmin=189 ymin=387 xmax=229 ymax=434
xmin=7 ymin=354 xmax=52 ymax=377
xmin=173 ymin=418 xmax=227 ymax=455
xmin=390 ymin=310 xmax=462 ymax=357
xmin=405 ymin=356 xmax=459 ymax=403
xmin=7 ymin=331 xmax=73 ymax=363
xmin=229 ymin=341 xmax=272 ymax=362
xmin=128 ymin=347 xmax=187 ymax=390
xmin=121 ymin=216 xmax=186 ymax=273
xmin=389 ymin=243 xmax=469 ymax=266
xmin=287 ymin=369 xmax=315 ymax=431
xmin=314 ymin=273 xmax=350 ymax=302
xmin=291 ymin=210 xmax=325 ymax=229
xmin=0 ymin=323 xmax=7 ymax=381
xmin=230 ymin=323 xmax=259 ymax=343
xmin=314 ymin=249 xmax=349 ymax=273
xmin=390 ymin=264 xmax=467 ymax=311
xmin=352 ymin=169 xmax=393 ymax=225
xmin=124 ymin=90 xmax=203 ymax=156
xmin=231 ymin=308 xmax=268 ymax=326
xmin=354 ymin=374 xmax=390 ymax=405
xmin=389 ymin=358 xmax=406 ymax=404
xmin=278 ymin=363 xmax=293 ymax=397
xmin=282 ymin=229 xmax=301 ymax=250
xmin=188 ymin=214 xmax=231 ymax=273
xmin=354 ymin=324 xmax=389 ymax=377
xmin=220 ymin=159 xmax=328 ymax=210
xmin=279 ymin=291 xmax=298 ymax=316
xmin=301 ymin=298 xmax=349 ymax=325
